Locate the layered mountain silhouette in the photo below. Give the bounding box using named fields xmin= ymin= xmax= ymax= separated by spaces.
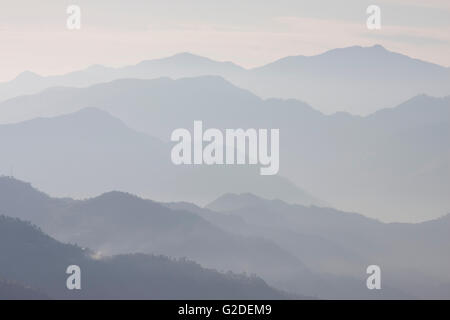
xmin=0 ymin=177 xmax=313 ymax=296
xmin=0 ymin=45 xmax=448 ymax=115
xmin=1 ymin=43 xmax=448 ymax=300
xmin=0 ymin=106 xmax=319 ymax=206
xmin=0 ymin=76 xmax=448 ymax=221
xmin=0 ymin=177 xmax=409 ymax=299
xmin=0 ymin=215 xmax=291 ymax=299
xmin=247 ymin=45 xmax=450 ymax=114
xmin=202 ymin=193 xmax=450 ymax=299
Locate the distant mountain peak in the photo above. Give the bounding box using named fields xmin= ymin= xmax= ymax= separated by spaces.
xmin=137 ymin=52 xmax=245 ymax=70
xmin=57 ymin=107 xmax=127 ymax=125
xmin=94 ymin=191 xmax=141 ymax=202
xmin=206 ymin=192 xmax=269 ymax=212
xmin=371 ymin=44 xmax=386 ymax=50
xmin=70 ymin=106 xmax=112 ymax=118
xmin=345 ymin=44 xmax=386 ymax=51
xmin=368 ymin=93 xmax=449 ymax=118
xmin=84 ymin=191 xmax=162 ymax=211
xmin=21 ymin=107 xmax=121 ymax=128
xmin=223 ymin=192 xmax=262 ymax=201
xmin=172 ymin=52 xmax=204 ymax=59
xmin=320 ymin=44 xmax=390 ymax=58
xmin=137 ymin=52 xmax=215 ymax=66
xmin=169 ymin=52 xmax=237 ymax=65
xmin=84 ymin=64 xmax=109 ymax=72
xmin=13 ymin=71 xmax=42 ymax=82
xmin=0 ymin=176 xmax=45 ymax=197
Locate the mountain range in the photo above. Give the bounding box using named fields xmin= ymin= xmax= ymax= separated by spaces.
xmin=0 ymin=43 xmax=449 ymax=300
xmin=0 ymin=105 xmax=318 ymax=207
xmin=0 ymin=45 xmax=448 ymax=115
xmin=191 ymin=192 xmax=450 ymax=299
xmin=0 ymin=76 xmax=448 ymax=221
xmin=0 ymin=215 xmax=290 ymax=299
xmin=0 ymin=176 xmax=411 ymax=299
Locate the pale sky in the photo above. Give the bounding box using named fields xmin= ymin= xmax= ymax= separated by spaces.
xmin=0 ymin=0 xmax=449 ymax=82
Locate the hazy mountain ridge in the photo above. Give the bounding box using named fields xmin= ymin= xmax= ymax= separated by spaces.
xmin=0 ymin=106 xmax=319 ymax=207
xmin=0 ymin=77 xmax=448 ymax=221
xmin=0 ymin=43 xmax=448 ymax=300
xmin=0 ymin=177 xmax=409 ymax=299
xmin=0 ymin=45 xmax=448 ymax=115
xmin=0 ymin=177 xmax=315 ymax=297
xmin=0 ymin=215 xmax=291 ymax=299
xmin=202 ymin=193 xmax=450 ymax=298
